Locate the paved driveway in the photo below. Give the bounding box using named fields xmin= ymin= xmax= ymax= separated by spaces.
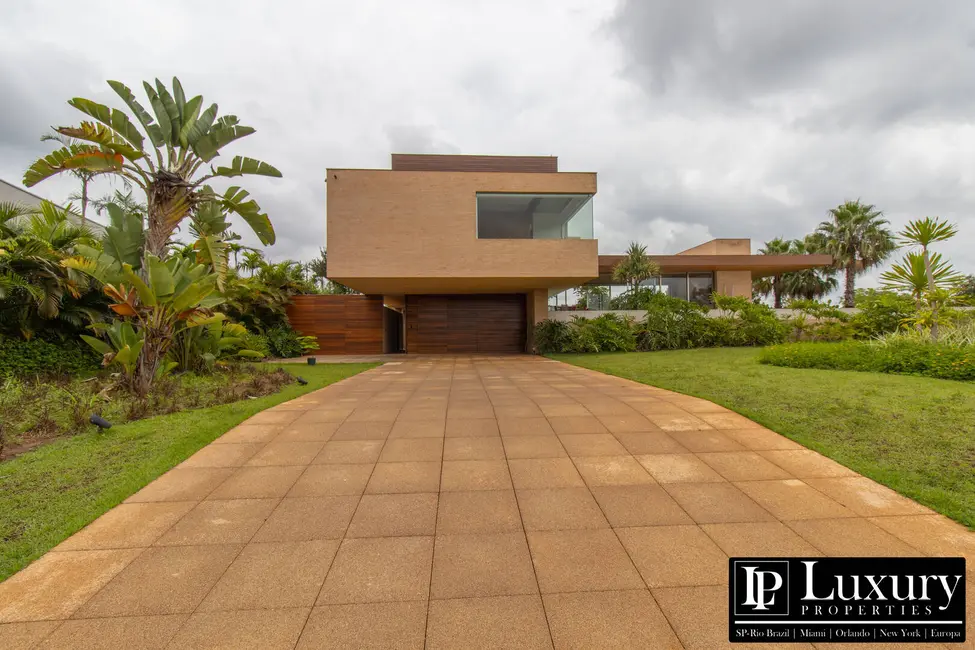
xmin=1 ymin=356 xmax=972 ymax=649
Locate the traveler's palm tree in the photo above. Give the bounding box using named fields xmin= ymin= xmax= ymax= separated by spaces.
xmin=815 ymin=200 xmax=896 ymax=307
xmin=612 ymin=242 xmax=660 ymax=292
xmin=188 ymin=200 xmax=233 ymax=288
xmin=24 ymin=77 xmax=281 ymax=261
xmin=40 ymin=132 xmax=104 ymax=224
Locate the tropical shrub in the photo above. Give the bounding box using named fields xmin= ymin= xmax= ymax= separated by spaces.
xmin=759 ymin=337 xmax=974 ymax=382
xmin=266 ymin=326 xmax=318 ymax=358
xmin=851 ymin=289 xmax=914 ymax=339
xmin=565 ymin=314 xmax=637 ymax=353
xmin=538 ymin=294 xmax=787 ymax=354
xmin=23 ymin=76 xmax=281 ymax=393
xmin=0 ymin=201 xmax=106 ymax=340
xmin=240 ymin=331 xmax=271 ymax=360
xmin=636 ymin=293 xmax=710 ymax=351
xmin=170 ymin=321 xmax=265 ymax=373
xmin=0 ymin=335 xmax=100 ymax=378
xmin=534 ymin=319 xmax=572 ymax=354
xmin=785 ymin=299 xmax=854 ymax=342
xmin=879 ymin=318 xmax=975 ymax=348
xmin=223 ymin=258 xmax=314 ymax=332
xmin=609 ymin=286 xmax=658 ymax=310
xmin=68 ymin=246 xmax=226 ymax=394
xmin=1 ymin=366 xmax=298 ymax=459
xmin=707 ymin=294 xmax=789 ymax=347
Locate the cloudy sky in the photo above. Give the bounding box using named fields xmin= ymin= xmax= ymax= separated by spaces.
xmin=1 ymin=0 xmax=973 ymax=292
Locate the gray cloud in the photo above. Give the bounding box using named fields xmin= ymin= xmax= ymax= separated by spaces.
xmin=610 ymin=0 xmax=975 ymax=128
xmin=385 ymin=124 xmax=460 ymax=154
xmin=0 ymin=0 xmax=971 ymax=303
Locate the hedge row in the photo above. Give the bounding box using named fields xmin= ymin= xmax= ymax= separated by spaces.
xmin=0 ymin=336 xmax=102 ymax=378
xmin=758 ymin=340 xmax=975 ymax=381
xmin=535 ymin=294 xmax=788 ymax=354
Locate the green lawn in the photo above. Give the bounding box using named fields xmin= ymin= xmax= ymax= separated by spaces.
xmin=554 ymin=349 xmax=975 ymax=529
xmin=0 ymin=362 xmax=377 ymax=581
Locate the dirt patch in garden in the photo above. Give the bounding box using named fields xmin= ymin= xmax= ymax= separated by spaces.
xmin=0 ymin=366 xmax=297 ymax=461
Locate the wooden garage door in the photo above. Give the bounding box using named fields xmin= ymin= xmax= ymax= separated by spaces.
xmin=405 ymin=294 xmax=526 ymax=354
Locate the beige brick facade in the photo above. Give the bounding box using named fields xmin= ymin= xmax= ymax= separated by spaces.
xmin=326 ymin=169 xmax=598 ymax=295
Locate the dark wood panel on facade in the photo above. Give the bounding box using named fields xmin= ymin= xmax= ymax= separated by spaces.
xmin=405 ymin=294 xmax=526 ymax=354
xmin=391 ymin=154 xmax=558 ymax=174
xmin=285 ymin=295 xmax=384 ymax=355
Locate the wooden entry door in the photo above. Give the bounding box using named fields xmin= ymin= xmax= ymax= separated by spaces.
xmin=405 ymin=294 xmax=526 ymax=354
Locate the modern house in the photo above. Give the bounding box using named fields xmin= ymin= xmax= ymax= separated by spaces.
xmin=0 ymin=178 xmax=106 ymax=234
xmin=293 ymin=153 xmax=830 ymax=355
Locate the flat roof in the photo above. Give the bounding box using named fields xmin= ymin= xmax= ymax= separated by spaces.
xmin=595 ymin=253 xmax=834 ymax=280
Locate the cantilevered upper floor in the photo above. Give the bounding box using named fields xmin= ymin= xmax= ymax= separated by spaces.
xmin=325 ymin=154 xmax=599 ymax=295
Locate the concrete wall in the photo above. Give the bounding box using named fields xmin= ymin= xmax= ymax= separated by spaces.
xmin=0 ymin=178 xmax=105 ymax=234
xmin=526 ymin=289 xmax=550 ymax=353
xmin=676 ymin=238 xmax=751 ymax=255
xmin=715 ymin=270 xmax=753 ymax=298
xmin=326 ymin=169 xmax=598 ymax=294
xmin=546 ymin=307 xmax=862 ymax=321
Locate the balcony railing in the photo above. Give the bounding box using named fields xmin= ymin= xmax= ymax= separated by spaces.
xmin=476 ymin=193 xmax=594 ymax=240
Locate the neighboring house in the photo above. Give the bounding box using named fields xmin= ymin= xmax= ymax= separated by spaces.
xmin=593 ymin=237 xmax=831 ymax=306
xmin=310 ymin=153 xmax=830 ymax=355
xmin=0 ymin=177 xmax=106 ymax=235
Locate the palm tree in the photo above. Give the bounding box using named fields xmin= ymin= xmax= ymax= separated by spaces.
xmin=89 ymin=189 xmax=146 ymax=222
xmin=815 ymin=200 xmax=897 ymax=307
xmin=880 ymin=252 xmax=961 ymax=302
xmin=894 ymin=217 xmax=958 ymax=291
xmin=224 ymin=232 xmax=256 ymax=270
xmin=40 ymin=132 xmax=106 ymax=225
xmin=783 ymin=236 xmax=838 ymax=301
xmin=577 ymin=285 xmax=610 ymax=310
xmin=752 ymin=237 xmax=793 ymax=308
xmin=0 ymin=201 xmax=33 ymax=238
xmin=881 ymin=217 xmax=961 ymax=339
xmin=612 ymin=242 xmax=660 ymax=293
xmin=24 ymin=76 xmax=281 ymax=262
xmin=240 ymin=250 xmax=265 ymax=276
xmin=0 ymin=201 xmax=102 ymax=338
xmin=306 ymin=248 xmax=328 ymax=291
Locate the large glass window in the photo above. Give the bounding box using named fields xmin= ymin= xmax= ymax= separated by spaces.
xmin=476 ymin=193 xmax=594 ymax=239
xmin=688 ymin=272 xmax=715 ymax=306
xmin=658 ymin=275 xmax=688 ymax=301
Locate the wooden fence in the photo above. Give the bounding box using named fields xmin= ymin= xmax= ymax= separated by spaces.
xmin=285 ymin=295 xmax=384 ymax=355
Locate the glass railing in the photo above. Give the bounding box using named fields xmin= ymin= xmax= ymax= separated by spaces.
xmin=476 ymin=193 xmax=594 ymax=240
xmin=549 ymin=274 xmax=717 ymax=311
